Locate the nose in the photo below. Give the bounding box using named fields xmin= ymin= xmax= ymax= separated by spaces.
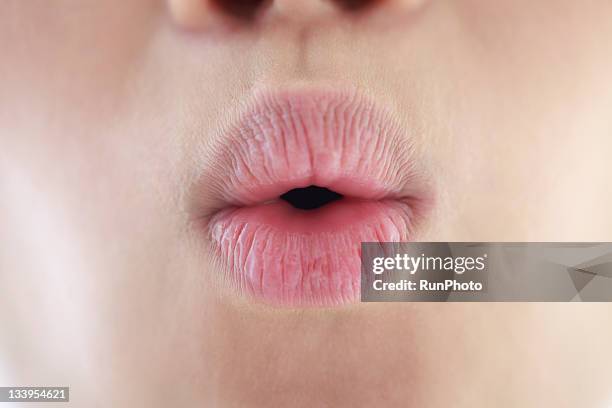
xmin=168 ymin=0 xmax=410 ymax=30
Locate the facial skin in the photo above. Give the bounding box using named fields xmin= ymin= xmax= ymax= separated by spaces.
xmin=1 ymin=0 xmax=612 ymax=406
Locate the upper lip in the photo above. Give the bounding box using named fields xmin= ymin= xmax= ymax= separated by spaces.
xmin=193 ymin=87 xmax=431 ymax=217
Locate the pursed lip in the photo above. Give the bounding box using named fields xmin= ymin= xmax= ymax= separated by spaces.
xmin=194 ymin=88 xmax=432 ymax=307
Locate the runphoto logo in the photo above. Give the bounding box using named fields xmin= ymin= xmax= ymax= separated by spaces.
xmin=372 ymin=253 xmax=488 ymax=275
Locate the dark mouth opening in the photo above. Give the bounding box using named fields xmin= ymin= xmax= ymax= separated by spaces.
xmin=280 ymin=186 xmax=344 ymax=210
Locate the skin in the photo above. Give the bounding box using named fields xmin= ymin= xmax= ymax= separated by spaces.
xmin=1 ymin=0 xmax=612 ymax=407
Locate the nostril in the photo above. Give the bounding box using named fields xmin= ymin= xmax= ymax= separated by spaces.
xmin=333 ymin=0 xmax=380 ymax=12
xmin=280 ymin=186 xmax=344 ymax=210
xmin=211 ymin=0 xmax=270 ymax=20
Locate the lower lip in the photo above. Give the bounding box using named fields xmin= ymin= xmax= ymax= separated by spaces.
xmin=210 ymin=197 xmax=414 ymax=306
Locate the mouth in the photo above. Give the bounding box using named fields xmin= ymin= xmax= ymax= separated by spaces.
xmin=197 ymin=89 xmax=431 ymax=307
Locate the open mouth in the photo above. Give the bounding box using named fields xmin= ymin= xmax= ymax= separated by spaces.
xmin=281 ymin=186 xmax=343 ymax=210
xmin=200 ymin=89 xmax=431 ymax=307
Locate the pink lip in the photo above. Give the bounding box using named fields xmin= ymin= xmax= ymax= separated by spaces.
xmin=202 ymin=89 xmax=431 ymax=306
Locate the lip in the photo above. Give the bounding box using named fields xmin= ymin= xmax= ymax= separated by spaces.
xmin=198 ymin=88 xmax=431 ymax=307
